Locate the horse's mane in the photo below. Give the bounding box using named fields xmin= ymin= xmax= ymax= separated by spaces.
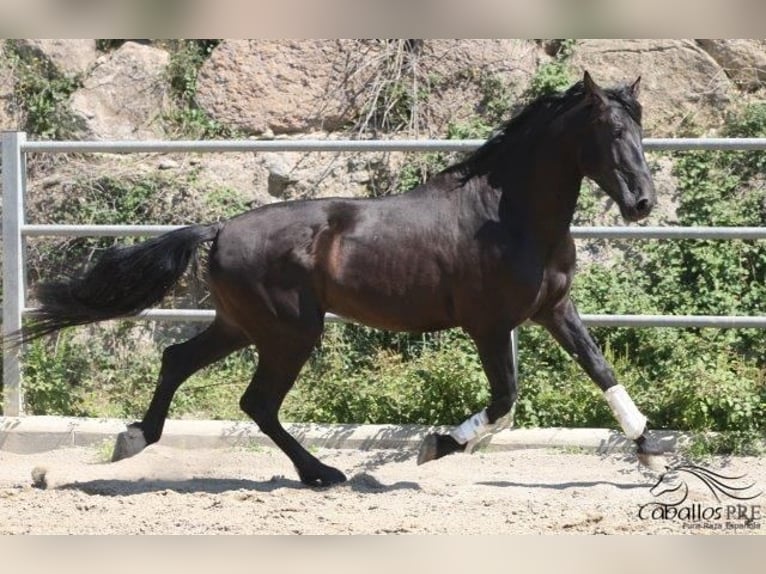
xmin=450 ymin=80 xmax=642 ymax=178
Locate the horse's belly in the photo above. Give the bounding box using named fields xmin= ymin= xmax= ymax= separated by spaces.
xmin=323 ymin=283 xmax=457 ymax=333
xmin=327 ymin=308 xmax=455 ymax=333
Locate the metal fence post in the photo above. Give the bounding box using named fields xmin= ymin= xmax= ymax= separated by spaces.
xmin=510 ymin=328 xmax=519 ymax=384
xmin=3 ymin=131 xmax=27 ymax=416
xmin=509 ymin=328 xmax=520 ymax=425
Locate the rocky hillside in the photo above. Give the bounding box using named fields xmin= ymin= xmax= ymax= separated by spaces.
xmin=1 ymin=39 xmax=764 ymax=236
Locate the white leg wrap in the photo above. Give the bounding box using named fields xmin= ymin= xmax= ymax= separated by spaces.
xmin=604 ymin=384 xmax=647 ymax=440
xmin=450 ymin=409 xmax=491 ymax=445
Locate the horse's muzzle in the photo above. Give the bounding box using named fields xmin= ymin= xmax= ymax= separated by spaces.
xmin=620 ymin=174 xmax=656 ymax=222
xmin=623 ymin=194 xmax=655 ymax=222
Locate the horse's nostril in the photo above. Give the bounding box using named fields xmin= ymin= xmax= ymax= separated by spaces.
xmin=636 ymin=198 xmax=651 ymax=213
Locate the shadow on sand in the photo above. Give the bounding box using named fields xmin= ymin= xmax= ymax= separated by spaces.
xmin=477 ymin=479 xmax=647 ymax=490
xmin=56 ymin=463 xmax=421 ymax=496
xmin=51 ymin=430 xmax=425 ymax=497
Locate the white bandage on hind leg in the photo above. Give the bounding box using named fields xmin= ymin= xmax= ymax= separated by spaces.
xmin=450 ymin=409 xmax=491 ymax=445
xmin=604 ymin=384 xmax=647 ymax=440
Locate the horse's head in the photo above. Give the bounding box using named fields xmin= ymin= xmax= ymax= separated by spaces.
xmin=577 ymin=71 xmax=656 ymax=222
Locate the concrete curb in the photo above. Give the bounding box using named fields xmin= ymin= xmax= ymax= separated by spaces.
xmin=0 ymin=416 xmax=685 ymax=455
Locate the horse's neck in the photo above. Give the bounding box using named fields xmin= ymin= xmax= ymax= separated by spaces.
xmin=490 ymin=143 xmax=583 ymax=244
xmin=523 ymin=108 xmax=588 ymax=235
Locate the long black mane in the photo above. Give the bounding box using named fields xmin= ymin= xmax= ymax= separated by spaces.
xmin=451 ymin=80 xmax=642 ymax=178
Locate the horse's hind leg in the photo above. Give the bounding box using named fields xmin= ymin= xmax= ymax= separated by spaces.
xmin=112 ymin=318 xmax=249 ymax=461
xmin=240 ymin=324 xmax=346 ymax=487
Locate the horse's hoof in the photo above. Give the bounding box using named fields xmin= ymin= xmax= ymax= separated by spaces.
xmin=417 ymin=433 xmax=439 ymax=465
xmin=636 ymin=433 xmax=669 ymax=472
xmin=418 ymin=433 xmax=466 ymax=464
xmin=298 ymin=465 xmax=347 ymax=487
xmin=112 ymin=425 xmax=147 ymax=462
xmin=637 ymin=451 xmax=667 ymax=472
xmin=31 ymin=466 xmax=49 ymax=489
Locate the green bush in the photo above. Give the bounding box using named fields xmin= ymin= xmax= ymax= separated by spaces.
xmin=283 ymin=326 xmax=488 ymax=425
xmin=527 ymin=39 xmax=575 ymax=98
xmin=21 ymin=323 xmax=254 ymax=421
xmin=23 ymin=333 xmax=89 ymax=416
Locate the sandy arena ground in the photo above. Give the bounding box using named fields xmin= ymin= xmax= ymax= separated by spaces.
xmin=1 ymin=444 xmax=763 ymax=534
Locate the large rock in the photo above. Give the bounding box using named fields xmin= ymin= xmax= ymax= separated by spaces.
xmin=196 ymin=39 xmax=540 ymax=138
xmin=696 ymin=39 xmax=766 ymax=91
xmin=569 ymin=39 xmax=734 ymax=136
xmin=14 ymin=39 xmax=97 ymax=78
xmin=69 ymin=41 xmax=169 ymax=140
xmin=196 ymin=40 xmax=372 ymax=135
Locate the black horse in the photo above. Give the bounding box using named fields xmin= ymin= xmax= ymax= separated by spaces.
xmin=16 ymin=72 xmax=663 ymax=486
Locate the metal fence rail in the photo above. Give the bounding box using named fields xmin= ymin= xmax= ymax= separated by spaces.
xmin=18 ymin=137 xmax=766 ymax=153
xmin=20 ymin=223 xmax=766 ymax=240
xmin=3 ymin=132 xmax=766 ymax=416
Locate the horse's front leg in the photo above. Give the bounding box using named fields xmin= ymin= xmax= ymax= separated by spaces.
xmin=418 ymin=329 xmax=517 ymax=464
xmin=532 ymin=296 xmax=667 ymax=469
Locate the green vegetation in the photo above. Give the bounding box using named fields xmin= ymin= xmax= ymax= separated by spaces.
xmin=3 ymin=39 xmax=231 ymax=139
xmin=162 ymin=40 xmax=235 ymax=139
xmin=24 ymin=173 xmax=251 ymax=306
xmin=203 ymin=186 xmax=252 ymax=219
xmin=527 ymin=39 xmax=576 ymax=98
xmin=284 ymin=327 xmax=489 ymax=425
xmin=28 ymin=175 xmax=174 ymax=276
xmin=445 ymin=72 xmax=515 ymax=141
xmin=4 ymin=40 xmax=82 ymax=139
xmin=22 ymin=326 xmax=252 ymax=421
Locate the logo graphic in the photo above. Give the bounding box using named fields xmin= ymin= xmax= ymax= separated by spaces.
xmin=638 ymin=463 xmax=762 ymax=531
xmin=650 ymin=464 xmax=762 ymax=504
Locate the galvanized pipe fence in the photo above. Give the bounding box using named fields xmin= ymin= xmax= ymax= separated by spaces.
xmin=3 ymin=132 xmax=766 ymax=416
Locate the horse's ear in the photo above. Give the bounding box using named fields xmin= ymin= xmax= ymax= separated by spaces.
xmin=583 ymin=71 xmax=608 ymax=110
xmin=583 ymin=71 xmax=598 ymax=91
xmin=630 ymin=76 xmax=641 ymax=99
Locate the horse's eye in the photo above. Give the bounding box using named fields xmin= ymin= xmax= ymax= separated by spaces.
xmin=613 ymin=126 xmax=625 ymax=138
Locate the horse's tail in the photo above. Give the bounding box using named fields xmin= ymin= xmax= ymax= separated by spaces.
xmin=11 ymin=223 xmax=221 ymax=344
